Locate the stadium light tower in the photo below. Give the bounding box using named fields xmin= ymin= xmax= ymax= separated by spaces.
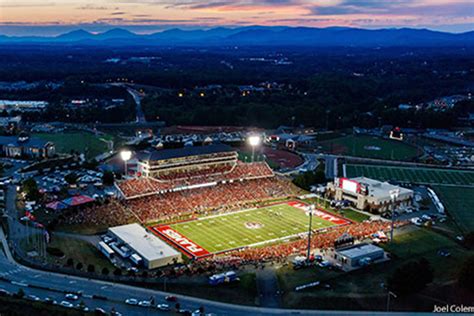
xmin=120 ymin=150 xmax=132 ymax=176
xmin=248 ymin=135 xmax=261 ymax=162
xmin=389 ymin=189 xmax=400 ymax=243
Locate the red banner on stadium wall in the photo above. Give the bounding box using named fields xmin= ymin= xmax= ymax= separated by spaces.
xmin=152 ymin=225 xmax=210 ymax=258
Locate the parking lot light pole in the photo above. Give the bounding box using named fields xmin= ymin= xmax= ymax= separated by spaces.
xmin=386 ymin=290 xmax=397 ymax=311
xmin=120 ymin=150 xmax=132 ymax=176
xmin=389 ymin=189 xmax=400 ymax=243
xmin=306 ymin=205 xmax=314 ymax=265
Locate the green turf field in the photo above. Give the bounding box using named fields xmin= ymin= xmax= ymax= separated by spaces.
xmin=319 ymin=135 xmax=419 ymax=160
xmin=33 ymin=132 xmax=114 ymax=159
xmin=432 ymin=186 xmax=474 ymax=233
xmin=346 ymin=164 xmax=474 ymax=186
xmin=168 ymin=202 xmax=339 ymax=254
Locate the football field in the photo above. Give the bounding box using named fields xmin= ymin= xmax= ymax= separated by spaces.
xmin=151 ymin=201 xmax=350 ymax=258
xmin=319 ymin=135 xmax=419 ymax=161
xmin=346 ymin=164 xmax=474 ymax=186
xmin=432 ymin=186 xmax=474 ymax=233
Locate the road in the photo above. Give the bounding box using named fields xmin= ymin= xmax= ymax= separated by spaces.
xmin=324 ymin=156 xmax=338 ymax=179
xmin=126 ymin=87 xmax=147 ymax=124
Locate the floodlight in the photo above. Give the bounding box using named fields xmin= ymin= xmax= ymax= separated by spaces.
xmin=120 ymin=150 xmax=132 ymax=161
xmin=248 ymin=135 xmax=261 ymax=147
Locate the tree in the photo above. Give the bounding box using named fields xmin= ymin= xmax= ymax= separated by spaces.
xmin=66 ymin=258 xmax=74 ymax=267
xmin=87 ymin=264 xmax=95 ymax=273
xmin=387 ymin=258 xmax=433 ymax=296
xmin=102 ymin=171 xmax=115 ymax=186
xmin=293 ymin=169 xmax=326 ymax=190
xmin=65 ymin=172 xmax=78 ymax=185
xmin=113 ymin=268 xmax=122 ymax=276
xmin=15 ymin=288 xmax=25 ymax=299
xmin=22 ymin=178 xmax=40 ymax=201
xmin=463 ymin=232 xmax=474 ymax=249
xmin=102 ymin=267 xmax=109 ymax=275
xmin=458 ymin=255 xmax=474 ymax=291
xmin=76 ymin=262 xmax=83 ymax=270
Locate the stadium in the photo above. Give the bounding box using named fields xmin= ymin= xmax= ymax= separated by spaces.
xmin=61 ymin=144 xmax=398 ymax=265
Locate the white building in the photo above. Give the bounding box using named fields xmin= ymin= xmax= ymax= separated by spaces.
xmin=108 ymin=223 xmax=181 ymax=269
xmin=327 ymin=177 xmax=413 ymax=213
xmin=0 ymin=100 xmax=48 ymax=112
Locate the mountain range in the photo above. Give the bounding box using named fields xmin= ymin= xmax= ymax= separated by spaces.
xmin=2 ymin=26 xmax=474 ymax=47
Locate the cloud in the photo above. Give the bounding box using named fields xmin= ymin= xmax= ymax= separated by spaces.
xmin=0 ymin=1 xmax=56 ymax=8
xmin=309 ymin=0 xmax=474 ymax=17
xmin=164 ymin=0 xmax=299 ymax=11
xmin=77 ymin=5 xmax=106 ymax=11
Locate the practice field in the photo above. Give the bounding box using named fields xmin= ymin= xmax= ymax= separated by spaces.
xmin=432 ymin=186 xmax=474 ymax=233
xmin=151 ymin=201 xmax=350 ymax=258
xmin=319 ymin=135 xmax=419 ymax=161
xmin=346 ymin=164 xmax=474 ymax=186
xmin=33 ymin=132 xmax=114 ymax=159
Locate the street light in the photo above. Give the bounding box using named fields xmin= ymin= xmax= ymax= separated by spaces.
xmin=248 ymin=135 xmax=261 ymax=162
xmin=389 ymin=189 xmax=400 ymax=243
xmin=120 ymin=150 xmax=132 ymax=176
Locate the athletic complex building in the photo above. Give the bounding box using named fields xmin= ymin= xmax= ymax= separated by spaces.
xmin=326 ymin=177 xmax=413 ymax=213
xmin=108 ymin=223 xmax=181 ymax=269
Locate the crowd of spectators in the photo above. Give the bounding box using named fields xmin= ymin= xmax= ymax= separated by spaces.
xmin=117 ymin=161 xmax=274 ymax=199
xmin=116 ymin=178 xmax=168 ymax=198
xmin=127 ymin=177 xmax=297 ymax=222
xmin=58 ymin=175 xmax=300 ymax=226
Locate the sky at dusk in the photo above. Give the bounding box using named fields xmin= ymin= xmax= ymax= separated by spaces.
xmin=1 ymin=0 xmax=474 ymax=36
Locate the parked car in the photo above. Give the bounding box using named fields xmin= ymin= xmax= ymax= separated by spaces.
xmin=60 ymin=301 xmax=74 ymax=308
xmin=27 ymin=295 xmax=40 ymax=301
xmin=157 ymin=304 xmax=171 ymax=311
xmin=138 ymin=300 xmax=152 ymax=307
xmin=125 ymin=298 xmax=138 ymax=305
xmin=65 ymin=293 xmax=79 ymax=301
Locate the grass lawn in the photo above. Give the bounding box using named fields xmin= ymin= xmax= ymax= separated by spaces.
xmin=346 ymin=164 xmax=474 ymax=186
xmin=33 ymin=132 xmax=112 ymax=159
xmin=432 ymin=186 xmax=474 ymax=233
xmin=301 ymin=197 xmax=370 ymax=223
xmin=49 ymin=235 xmax=113 ymax=270
xmin=166 ymin=272 xmax=257 ymax=306
xmin=319 ymin=135 xmax=419 ymax=160
xmin=327 ymin=208 xmax=370 ymax=223
xmin=277 ymin=228 xmax=472 ymax=309
xmin=21 ymin=234 xmax=114 ymax=271
xmin=154 ymin=201 xmax=346 ymax=255
xmin=54 ymin=223 xmax=110 ymax=235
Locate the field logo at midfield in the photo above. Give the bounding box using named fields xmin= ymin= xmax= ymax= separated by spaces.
xmin=245 ymin=222 xmax=264 ymax=229
xmin=152 ymin=225 xmax=210 ymax=258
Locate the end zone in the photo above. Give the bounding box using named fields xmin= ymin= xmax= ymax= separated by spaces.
xmin=287 ymin=201 xmax=351 ymax=226
xmin=151 ymin=225 xmax=211 ymax=258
